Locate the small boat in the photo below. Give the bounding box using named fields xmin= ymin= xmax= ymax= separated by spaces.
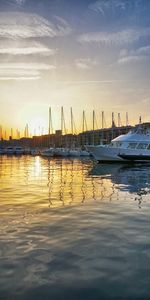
xmin=68 ymin=148 xmax=90 ymax=157
xmin=41 ymin=148 xmax=54 ymax=157
xmin=53 ymin=148 xmax=69 ymax=157
xmin=79 ymin=149 xmax=90 ymax=156
xmin=30 ymin=148 xmax=40 ymax=156
xmin=0 ymin=148 xmax=5 ymax=155
xmin=5 ymin=146 xmax=15 ymax=155
xmin=15 ymin=146 xmax=24 ymax=155
xmin=86 ymin=122 xmax=150 ymax=162
xmin=24 ymin=148 xmax=31 ymax=155
xmin=68 ymin=149 xmax=81 ymax=157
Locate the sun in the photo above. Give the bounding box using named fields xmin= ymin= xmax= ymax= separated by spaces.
xmin=29 ymin=117 xmax=47 ymax=136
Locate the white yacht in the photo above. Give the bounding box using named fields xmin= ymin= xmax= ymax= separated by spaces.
xmin=86 ymin=123 xmax=150 ymax=162
xmin=41 ymin=148 xmax=54 ymax=157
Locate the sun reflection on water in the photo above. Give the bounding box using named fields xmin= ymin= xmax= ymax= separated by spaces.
xmin=0 ymin=156 xmax=150 ymax=211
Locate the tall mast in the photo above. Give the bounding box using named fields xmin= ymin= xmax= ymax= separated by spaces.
xmin=126 ymin=112 xmax=129 ymax=126
xmin=0 ymin=125 xmax=2 ymax=140
xmin=118 ymin=113 xmax=121 ymax=127
xmin=112 ymin=112 xmax=115 ymax=127
xmin=92 ymin=110 xmax=95 ymax=145
xmin=61 ymin=106 xmax=63 ymax=134
xmin=11 ymin=128 xmax=13 ymax=139
xmin=82 ymin=110 xmax=85 ymax=133
xmin=49 ymin=107 xmax=51 ymax=135
xmin=102 ymin=111 xmax=104 ymax=129
xmin=71 ymin=107 xmax=73 ymax=135
xmin=26 ymin=123 xmax=29 ymax=137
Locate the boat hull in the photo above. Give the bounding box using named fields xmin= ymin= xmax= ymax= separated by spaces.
xmin=118 ymin=154 xmax=150 ymax=161
xmin=86 ymin=145 xmax=123 ymax=162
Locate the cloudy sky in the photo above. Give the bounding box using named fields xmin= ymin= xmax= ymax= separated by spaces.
xmin=0 ymin=0 xmax=150 ymax=136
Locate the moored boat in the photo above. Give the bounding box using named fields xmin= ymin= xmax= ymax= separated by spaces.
xmin=5 ymin=146 xmax=15 ymax=155
xmin=86 ymin=123 xmax=150 ymax=162
xmin=41 ymin=148 xmax=54 ymax=157
xmin=15 ymin=146 xmax=24 ymax=155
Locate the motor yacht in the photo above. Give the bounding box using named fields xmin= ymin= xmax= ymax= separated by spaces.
xmin=86 ymin=123 xmax=150 ymax=162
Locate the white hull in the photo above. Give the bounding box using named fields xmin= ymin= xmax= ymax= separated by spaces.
xmin=15 ymin=148 xmax=24 ymax=155
xmin=5 ymin=147 xmax=15 ymax=155
xmin=41 ymin=148 xmax=54 ymax=157
xmin=87 ymin=145 xmax=123 ymax=162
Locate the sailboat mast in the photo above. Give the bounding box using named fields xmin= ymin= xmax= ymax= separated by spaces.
xmin=61 ymin=106 xmax=63 ymax=134
xmin=71 ymin=107 xmax=73 ymax=135
xmin=93 ymin=110 xmax=95 ymax=145
xmin=49 ymin=107 xmax=51 ymax=135
xmin=126 ymin=112 xmax=129 ymax=126
xmin=102 ymin=111 xmax=104 ymax=129
xmin=82 ymin=110 xmax=85 ymax=133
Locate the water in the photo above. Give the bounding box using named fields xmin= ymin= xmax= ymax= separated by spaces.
xmin=0 ymin=155 xmax=150 ymax=300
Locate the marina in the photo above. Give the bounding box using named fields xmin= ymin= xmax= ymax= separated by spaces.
xmin=0 ymin=0 xmax=150 ymax=299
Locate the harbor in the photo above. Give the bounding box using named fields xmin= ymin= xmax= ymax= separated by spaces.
xmin=1 ymin=0 xmax=150 ymax=299
xmin=0 ymin=108 xmax=132 ymax=156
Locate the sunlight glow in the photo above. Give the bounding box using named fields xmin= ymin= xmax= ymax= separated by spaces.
xmin=29 ymin=117 xmax=47 ymax=136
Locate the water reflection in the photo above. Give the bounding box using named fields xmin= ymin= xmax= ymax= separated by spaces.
xmin=90 ymin=163 xmax=150 ymax=207
xmin=0 ymin=156 xmax=150 ymax=209
xmin=1 ymin=156 xmax=150 ymax=299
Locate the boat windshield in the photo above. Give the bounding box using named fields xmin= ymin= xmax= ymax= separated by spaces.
xmin=137 ymin=143 xmax=148 ymax=149
xmin=127 ymin=143 xmax=137 ymax=149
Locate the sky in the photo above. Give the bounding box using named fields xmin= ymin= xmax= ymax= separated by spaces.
xmin=0 ymin=0 xmax=150 ymax=137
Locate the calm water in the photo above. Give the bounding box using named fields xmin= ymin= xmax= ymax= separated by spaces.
xmin=0 ymin=155 xmax=150 ymax=300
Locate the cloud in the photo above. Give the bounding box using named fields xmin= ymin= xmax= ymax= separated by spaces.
xmin=89 ymin=0 xmax=128 ymax=15
xmin=15 ymin=0 xmax=26 ymax=5
xmin=88 ymin=0 xmax=149 ymax=15
xmin=78 ymin=27 xmax=150 ymax=46
xmin=0 ymin=62 xmax=56 ymax=81
xmin=75 ymin=58 xmax=97 ymax=70
xmin=0 ymin=12 xmax=71 ymax=39
xmin=0 ymin=63 xmax=56 ymax=70
xmin=136 ymin=45 xmax=150 ymax=55
xmin=1 ymin=0 xmax=26 ymax=8
xmin=0 ymin=76 xmax=40 ymax=81
xmin=118 ymin=55 xmax=146 ymax=64
xmin=118 ymin=44 xmax=150 ymax=64
xmin=0 ymin=40 xmax=57 ymax=56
